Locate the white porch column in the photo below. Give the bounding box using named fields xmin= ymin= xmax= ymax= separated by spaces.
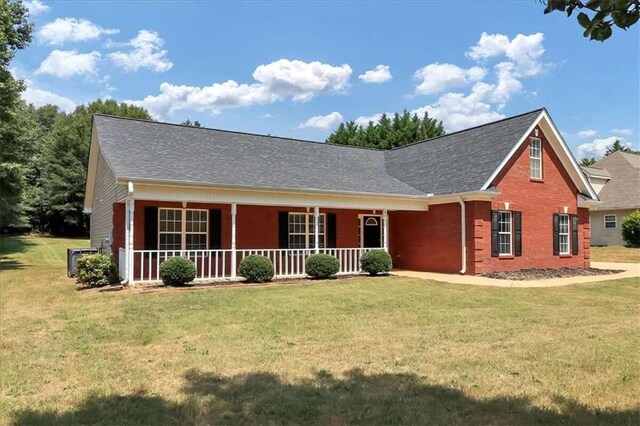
xmin=123 ymin=200 xmax=130 ymax=282
xmin=231 ymin=203 xmax=237 ymax=281
xmin=382 ymin=209 xmax=389 ymax=252
xmin=127 ymin=199 xmax=135 ymax=285
xmin=314 ymin=206 xmax=320 ymax=254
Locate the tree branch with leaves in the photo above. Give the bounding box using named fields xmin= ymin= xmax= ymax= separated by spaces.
xmin=543 ymin=0 xmax=639 ymax=41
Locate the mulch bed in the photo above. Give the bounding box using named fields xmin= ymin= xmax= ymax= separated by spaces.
xmin=481 ymin=267 xmax=623 ymax=281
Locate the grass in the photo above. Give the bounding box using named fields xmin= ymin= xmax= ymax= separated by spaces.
xmin=591 ymin=245 xmax=640 ymax=263
xmin=1 ymin=236 xmax=639 ymax=425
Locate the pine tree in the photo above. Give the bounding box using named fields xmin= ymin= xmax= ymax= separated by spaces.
xmin=326 ymin=110 xmax=445 ymax=149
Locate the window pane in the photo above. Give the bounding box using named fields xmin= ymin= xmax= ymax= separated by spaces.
xmin=159 ymin=233 xmax=182 ymax=250
xmin=186 ymin=234 xmax=207 ymax=250
xmin=289 ymin=234 xmax=306 ymax=249
xmin=498 ymin=211 xmax=512 ymax=255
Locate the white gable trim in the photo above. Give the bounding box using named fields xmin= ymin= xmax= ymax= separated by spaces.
xmin=480 ymin=109 xmax=598 ymax=200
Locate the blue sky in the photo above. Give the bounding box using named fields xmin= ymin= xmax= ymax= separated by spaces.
xmin=15 ymin=0 xmax=640 ymax=158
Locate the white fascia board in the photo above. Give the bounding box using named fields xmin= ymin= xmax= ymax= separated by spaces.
xmin=129 ymin=182 xmax=430 ymax=211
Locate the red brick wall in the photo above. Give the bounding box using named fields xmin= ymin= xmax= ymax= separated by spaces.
xmin=111 ymin=201 xmax=367 ymax=251
xmin=471 ymin=125 xmax=591 ymax=273
xmin=389 ymin=203 xmax=463 ymax=274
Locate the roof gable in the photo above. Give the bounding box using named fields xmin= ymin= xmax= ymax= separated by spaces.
xmin=384 ymin=110 xmax=543 ymax=195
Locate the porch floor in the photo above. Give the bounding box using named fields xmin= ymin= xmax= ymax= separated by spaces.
xmin=391 ymin=262 xmax=639 ymax=288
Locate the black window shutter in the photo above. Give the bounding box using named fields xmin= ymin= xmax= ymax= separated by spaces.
xmin=491 ymin=211 xmax=499 ymax=257
xmin=553 ymin=213 xmax=560 ymax=256
xmin=209 ymin=209 xmax=221 ymax=249
xmin=571 ymin=214 xmax=579 ymax=255
xmin=279 ymin=212 xmax=289 ymax=249
xmin=144 ymin=207 xmax=158 ymax=250
xmin=327 ymin=213 xmax=337 ymax=248
xmin=514 ymin=211 xmax=522 ymax=256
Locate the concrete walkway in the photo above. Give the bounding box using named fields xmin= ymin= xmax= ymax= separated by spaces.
xmin=392 ymin=262 xmax=640 ymax=288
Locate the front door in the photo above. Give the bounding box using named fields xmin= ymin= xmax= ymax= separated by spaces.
xmin=362 ymin=216 xmax=382 ymax=248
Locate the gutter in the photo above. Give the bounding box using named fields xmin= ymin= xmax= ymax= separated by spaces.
xmin=459 ymin=197 xmax=466 ymax=275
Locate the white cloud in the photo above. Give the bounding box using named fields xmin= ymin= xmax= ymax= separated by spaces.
xmin=411 ymin=91 xmax=506 ymax=131
xmin=467 ymin=32 xmax=545 ymax=76
xmin=576 ymin=129 xmax=597 ymax=138
xmin=24 ymin=0 xmax=50 ymax=16
xmin=128 ymin=59 xmax=352 ymax=119
xmin=108 ymin=30 xmax=173 ymax=72
xmin=354 ymin=113 xmax=386 ymax=127
xmin=38 ymin=18 xmax=118 ymax=45
xmin=414 ymin=63 xmax=486 ymax=95
xmin=298 ymin=112 xmax=344 ymax=129
xmin=36 ymin=49 xmax=101 ymax=78
xmin=609 ymin=128 xmax=633 ymax=135
xmin=22 ymin=87 xmax=76 ymax=112
xmin=252 ymin=59 xmax=351 ymax=102
xmin=577 ymin=136 xmax=633 ymax=159
xmin=358 ymin=65 xmax=392 ymax=84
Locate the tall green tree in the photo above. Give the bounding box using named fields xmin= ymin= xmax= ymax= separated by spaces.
xmin=181 ymin=119 xmax=202 ymax=127
xmin=326 ymin=110 xmax=445 ymax=150
xmin=604 ymin=138 xmax=635 ymax=156
xmin=30 ymin=99 xmax=152 ymax=235
xmin=543 ymin=0 xmax=639 ymax=41
xmin=0 ymin=0 xmax=33 ymax=228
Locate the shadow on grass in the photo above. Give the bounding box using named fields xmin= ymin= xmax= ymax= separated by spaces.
xmin=13 ymin=369 xmax=639 ymax=425
xmin=0 ymin=236 xmax=34 ymax=271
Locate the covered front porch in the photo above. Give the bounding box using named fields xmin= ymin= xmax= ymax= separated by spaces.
xmin=114 ymin=182 xmax=430 ymax=284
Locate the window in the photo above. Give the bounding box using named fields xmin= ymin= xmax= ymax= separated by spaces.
xmin=288 ymin=213 xmax=325 ymax=249
xmin=158 ymin=208 xmax=208 ymax=250
xmin=558 ymin=214 xmax=570 ymax=254
xmin=530 ymin=138 xmax=542 ymax=179
xmin=498 ymin=211 xmax=512 ymax=255
xmin=604 ymin=214 xmax=617 ymax=229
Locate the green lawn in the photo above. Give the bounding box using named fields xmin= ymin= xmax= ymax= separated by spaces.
xmin=1 ymin=236 xmax=639 ymax=425
xmin=591 ymin=245 xmax=640 ymax=263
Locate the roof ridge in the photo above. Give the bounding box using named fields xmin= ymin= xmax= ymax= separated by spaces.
xmin=387 ymin=108 xmax=546 ymax=152
xmin=92 ymin=113 xmax=383 ymax=153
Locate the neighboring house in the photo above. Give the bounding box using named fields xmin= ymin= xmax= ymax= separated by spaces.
xmin=582 ymin=152 xmax=640 ymax=246
xmin=84 ymin=108 xmax=599 ymax=284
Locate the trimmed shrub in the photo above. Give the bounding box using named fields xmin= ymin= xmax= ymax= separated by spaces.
xmin=360 ymin=249 xmax=392 ymax=276
xmin=159 ymin=257 xmax=196 ymax=286
xmin=76 ymin=254 xmax=118 ymax=287
xmin=238 ymin=255 xmax=274 ymax=283
xmin=305 ymin=253 xmax=340 ymax=279
xmin=621 ymin=210 xmax=640 ymax=247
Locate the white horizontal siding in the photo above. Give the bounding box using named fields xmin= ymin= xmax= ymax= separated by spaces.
xmin=90 ymin=151 xmax=118 ymax=254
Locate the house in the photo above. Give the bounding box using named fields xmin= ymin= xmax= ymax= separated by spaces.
xmin=84 ymin=108 xmax=599 ymax=284
xmin=582 ymin=152 xmax=640 ymax=246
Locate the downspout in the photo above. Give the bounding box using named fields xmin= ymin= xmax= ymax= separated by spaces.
xmin=121 ymin=181 xmax=134 ymax=285
xmin=459 ymin=197 xmax=466 ymax=275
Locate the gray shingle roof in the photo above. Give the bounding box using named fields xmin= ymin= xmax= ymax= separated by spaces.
xmin=93 ymin=109 xmax=544 ymax=198
xmin=384 ymin=109 xmax=542 ymax=195
xmin=581 ymin=166 xmax=612 ymax=179
xmin=591 ymin=152 xmax=640 ymax=209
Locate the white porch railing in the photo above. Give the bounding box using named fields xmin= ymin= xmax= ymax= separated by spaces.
xmin=127 ymin=247 xmax=372 ymax=283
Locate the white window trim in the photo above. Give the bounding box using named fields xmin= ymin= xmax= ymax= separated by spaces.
xmin=158 ymin=208 xmax=209 ymax=251
xmin=530 ymin=137 xmax=542 ymax=179
xmin=498 ymin=211 xmax=513 ymax=256
xmin=288 ymin=212 xmax=326 ymax=249
xmin=603 ymin=214 xmax=617 ymax=229
xmin=358 ymin=214 xmax=383 ymax=248
xmin=558 ymin=214 xmax=570 ymax=255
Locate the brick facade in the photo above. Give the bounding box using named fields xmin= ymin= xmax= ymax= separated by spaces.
xmin=110 ymin=126 xmax=591 ymax=276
